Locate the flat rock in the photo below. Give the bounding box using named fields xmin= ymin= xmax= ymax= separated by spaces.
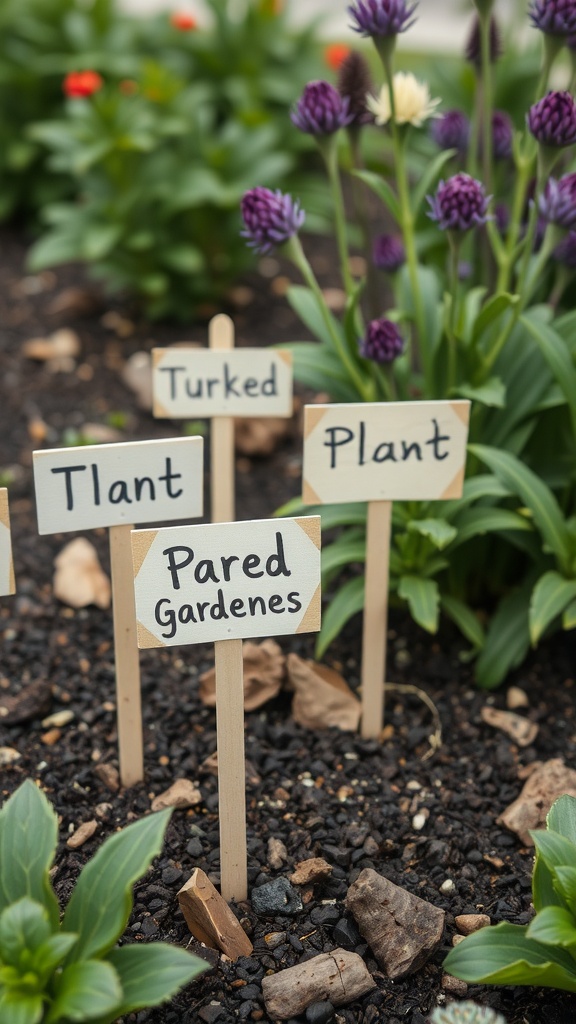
xmin=0 ymin=680 xmax=52 ymax=725
xmin=498 ymin=758 xmax=576 ymax=844
xmin=67 ymin=820 xmax=98 ymax=849
xmin=287 ymin=655 xmax=361 ymax=732
xmin=262 ymin=948 xmax=375 ymax=1019
xmin=345 ymin=868 xmax=445 ymax=978
xmin=178 ymin=867 xmax=253 ymax=960
xmin=151 ymin=779 xmax=202 ymax=811
xmin=441 ymin=974 xmax=468 ymax=996
xmin=53 ymin=538 xmax=111 ymax=610
xmin=455 ymin=914 xmax=490 ymax=935
xmin=290 ymin=858 xmax=333 ymax=886
xmin=251 ymin=877 xmax=303 ymax=917
xmin=480 ymin=706 xmax=538 ymax=747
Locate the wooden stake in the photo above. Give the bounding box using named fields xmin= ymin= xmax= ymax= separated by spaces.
xmin=361 ymin=500 xmax=392 ymax=739
xmin=110 ymin=523 xmax=144 ymax=787
xmin=210 ymin=314 xmax=235 ymax=524
xmin=214 ymin=637 xmax=247 ymax=902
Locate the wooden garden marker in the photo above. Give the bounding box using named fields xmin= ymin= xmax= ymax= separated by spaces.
xmin=152 ymin=314 xmax=293 ymax=523
xmin=131 ymin=515 xmax=321 ymax=901
xmin=0 ymin=489 xmax=15 ymax=597
xmin=302 ymin=400 xmax=470 ymax=739
xmin=33 ymin=437 xmax=204 ymax=787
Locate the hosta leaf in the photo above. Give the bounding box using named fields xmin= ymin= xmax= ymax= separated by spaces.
xmin=407 ymin=518 xmax=457 ymax=550
xmin=526 ymin=905 xmax=576 ymax=948
xmin=0 ymin=781 xmax=59 ymax=928
xmin=451 ymin=507 xmax=533 ymax=548
xmin=0 ymin=990 xmax=44 ymax=1024
xmin=547 ymin=795 xmax=576 ymax=844
xmin=398 ymin=576 xmax=439 ymax=633
xmin=441 ymin=594 xmax=485 ymax=650
xmin=103 ymin=943 xmax=209 ymax=1016
xmin=529 ymin=571 xmax=576 ymax=645
xmin=45 ymin=959 xmax=122 ymax=1024
xmin=444 ymin=921 xmax=576 ymax=991
xmin=453 ymin=377 xmax=506 ymax=408
xmin=554 ymin=867 xmax=576 ymax=909
xmin=0 ymin=898 xmax=51 ymax=968
xmin=321 ymin=537 xmax=366 ymax=577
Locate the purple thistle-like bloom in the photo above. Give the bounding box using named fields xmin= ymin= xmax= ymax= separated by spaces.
xmin=492 ymin=110 xmax=513 ymax=159
xmin=348 ymin=0 xmax=418 ymax=38
xmin=373 ymin=234 xmax=406 ymax=272
xmin=360 ymin=318 xmax=405 ymax=364
xmin=539 ymin=172 xmax=576 ymax=227
xmin=529 ymin=0 xmax=576 ymax=36
xmin=554 ymin=230 xmax=576 ymax=267
xmin=427 ymin=173 xmax=491 ymax=232
xmin=291 ymin=81 xmax=353 ymax=136
xmin=431 ymin=110 xmax=470 ymax=152
xmin=528 ymin=91 xmax=576 ymax=147
xmin=241 ymin=187 xmax=305 ymax=254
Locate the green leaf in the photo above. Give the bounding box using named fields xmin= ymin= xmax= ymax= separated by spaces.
xmin=532 ymin=831 xmax=576 ymax=874
xmin=548 ymin=795 xmax=576 ymax=844
xmin=82 ymin=224 xmax=123 ymax=261
xmin=407 ymin=518 xmax=457 ymax=550
xmin=412 ymin=148 xmax=457 ymax=216
xmin=469 ymin=444 xmax=573 ymax=572
xmin=0 ymin=989 xmax=44 ymax=1024
xmin=286 ymin=286 xmax=344 ymax=349
xmin=443 ymin=921 xmax=576 ymax=991
xmin=398 ymin=576 xmax=439 ymax=633
xmin=352 ymin=170 xmax=401 ymax=223
xmin=472 ymin=293 xmax=519 ymax=345
xmin=322 ymin=537 xmax=366 ymax=577
xmin=442 ymin=474 xmax=512 ymax=520
xmin=276 ymin=342 xmax=359 ymax=401
xmin=315 ymin=576 xmax=365 ymax=658
xmin=103 ymin=943 xmax=208 ymax=1017
xmin=46 ymin=960 xmax=122 ymax=1024
xmin=162 ymin=245 xmax=204 ymax=274
xmin=521 ymin=311 xmax=576 ymax=437
xmin=529 ymin=571 xmax=576 ymax=645
xmin=563 ymin=599 xmax=576 ymax=630
xmin=451 ymin=507 xmax=534 ymax=548
xmin=62 ymin=809 xmax=172 ymax=963
xmin=0 ymin=781 xmax=59 ymax=928
xmin=441 ymin=594 xmax=485 ymax=650
xmin=554 ymin=867 xmax=576 ymax=909
xmin=527 ymin=906 xmax=576 ymax=948
xmin=475 ymin=583 xmax=532 ymax=689
xmin=453 ymin=377 xmax=506 ymax=408
xmin=0 ymin=898 xmax=51 ymax=968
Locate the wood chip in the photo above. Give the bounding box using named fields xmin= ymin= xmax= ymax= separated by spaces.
xmin=287 ymin=654 xmax=361 ymax=732
xmin=94 ymin=763 xmax=120 ymax=792
xmin=498 ymin=758 xmax=576 ymax=844
xmin=151 ymin=779 xmax=202 ymax=811
xmin=262 ymin=948 xmax=375 ymax=1019
xmin=0 ymin=680 xmax=52 ymax=724
xmin=290 ymin=858 xmax=333 ymax=886
xmin=480 ymin=706 xmax=538 ymax=747
xmin=67 ymin=820 xmax=98 ymax=849
xmin=200 ymin=639 xmax=285 ymax=712
xmin=178 ymin=868 xmax=253 ymax=960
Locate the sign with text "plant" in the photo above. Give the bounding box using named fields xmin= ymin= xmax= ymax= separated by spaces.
xmin=0 ymin=489 xmax=15 ymax=596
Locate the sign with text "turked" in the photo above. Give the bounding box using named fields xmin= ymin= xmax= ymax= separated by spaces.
xmin=0 ymin=489 xmax=15 ymax=596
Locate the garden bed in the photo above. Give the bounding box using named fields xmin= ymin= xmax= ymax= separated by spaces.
xmin=1 ymin=229 xmax=575 ymax=1024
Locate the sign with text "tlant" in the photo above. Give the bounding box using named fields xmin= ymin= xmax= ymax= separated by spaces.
xmin=33 ymin=437 xmax=204 ymax=534
xmin=131 ymin=516 xmax=321 ymax=648
xmin=0 ymin=489 xmax=15 ymax=596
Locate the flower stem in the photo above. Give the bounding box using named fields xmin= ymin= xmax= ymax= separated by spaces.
xmin=321 ymin=137 xmax=354 ymax=297
xmin=495 ymin=150 xmax=534 ymax=293
xmin=479 ymin=11 xmax=493 ymax=196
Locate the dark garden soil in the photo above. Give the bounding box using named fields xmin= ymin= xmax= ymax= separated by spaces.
xmin=1 ymin=228 xmax=576 ymax=1024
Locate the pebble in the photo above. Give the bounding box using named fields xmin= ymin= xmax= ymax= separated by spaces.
xmin=199 ymin=1002 xmax=225 ymax=1023
xmin=290 ymin=858 xmax=333 ymax=886
xmin=264 ymin=931 xmax=287 ymax=950
xmin=267 ymin=837 xmax=288 ymax=870
xmin=455 ymin=913 xmax=490 ymax=934
xmin=0 ymin=747 xmax=21 ymax=765
xmin=412 ymin=811 xmax=428 ymax=831
xmin=151 ymin=779 xmax=202 ymax=811
xmin=440 ymin=879 xmax=456 ymax=894
xmin=67 ymin=819 xmax=98 ymax=848
xmin=310 ymin=903 xmax=340 ymax=927
xmin=41 ymin=709 xmax=75 ymax=728
xmin=251 ymin=878 xmax=303 ymax=917
xmin=441 ymin=973 xmax=468 ymax=996
xmin=332 ymin=917 xmax=361 ymax=950
xmin=187 ymin=837 xmax=203 ymax=858
xmin=306 ymin=1002 xmax=335 ymax=1024
xmin=94 ymin=763 xmax=120 ymax=792
xmin=94 ymin=802 xmax=112 ymax=820
xmin=507 ymin=686 xmax=529 ymax=710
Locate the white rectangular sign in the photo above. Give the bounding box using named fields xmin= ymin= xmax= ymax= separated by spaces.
xmin=303 ymin=400 xmax=470 ymax=504
xmin=33 ymin=437 xmax=204 ymax=535
xmin=152 ymin=348 xmax=293 ymax=419
xmin=131 ymin=516 xmax=321 ymax=648
xmin=0 ymin=489 xmax=15 ymax=596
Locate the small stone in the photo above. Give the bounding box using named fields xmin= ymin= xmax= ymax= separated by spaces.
xmin=151 ymin=779 xmax=202 ymax=811
xmin=198 ymin=1002 xmax=224 ymax=1024
xmin=332 ymin=917 xmax=361 ymax=950
xmin=67 ymin=820 xmax=98 ymax=849
xmin=441 ymin=973 xmax=468 ymax=996
xmin=94 ymin=763 xmax=120 ymax=792
xmin=251 ymin=877 xmax=303 ymax=917
xmin=0 ymin=680 xmax=52 ymax=725
xmin=94 ymin=802 xmax=112 ymax=820
xmin=306 ymin=1002 xmax=335 ymax=1024
xmin=162 ymin=866 xmax=183 ymax=885
xmin=268 ymin=837 xmax=288 ymax=870
xmin=499 ymin=758 xmax=576 ymax=844
xmin=290 ymin=858 xmax=333 ymax=886
xmin=440 ymin=879 xmax=456 ymax=894
xmin=187 ymin=837 xmax=203 ymax=858
xmin=455 ymin=913 xmax=490 ymax=935
xmin=0 ymin=747 xmax=21 ymax=765
xmin=310 ymin=904 xmax=340 ymax=927
xmin=264 ymin=931 xmax=287 ymax=950
xmin=480 ymin=706 xmax=538 ymax=747
xmin=42 ymin=710 xmax=75 ymax=728
xmin=452 ymin=934 xmax=466 ymax=945
xmin=507 ymin=686 xmax=529 ymax=710
xmin=41 ymin=728 xmax=61 ymax=746
xmin=412 ymin=811 xmax=428 ymax=831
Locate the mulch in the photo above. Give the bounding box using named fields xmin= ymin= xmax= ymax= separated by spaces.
xmin=1 ymin=228 xmax=575 ymax=1024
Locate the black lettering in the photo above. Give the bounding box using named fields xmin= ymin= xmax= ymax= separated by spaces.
xmin=266 ymin=532 xmax=291 ymax=578
xmin=163 ymin=546 xmax=194 ymax=591
xmin=324 ymin=426 xmax=354 ymax=470
xmin=109 ymin=480 xmax=132 ymax=504
xmin=160 ymin=366 xmax=186 ymax=400
xmin=373 ymin=442 xmax=397 ymax=463
xmin=269 ymin=594 xmax=285 ymax=613
xmin=230 ymin=598 xmax=246 ymax=617
xmin=134 ymin=475 xmax=156 ymax=501
xmin=262 ymin=364 xmax=277 ymax=396
xmin=194 ymin=559 xmax=220 ymax=584
xmin=224 ymin=363 xmax=240 ymax=397
xmin=243 ymin=553 xmax=264 ymax=579
xmin=221 ymin=554 xmax=239 ymax=581
xmin=91 ymin=464 xmax=100 ymax=506
xmin=426 ymin=418 xmax=451 ymax=460
xmin=360 ymin=420 xmax=366 ymax=465
xmin=155 ymin=598 xmax=176 ymax=639
xmin=206 ymin=377 xmax=220 ymax=397
xmin=185 ymin=377 xmax=202 ymax=399
xmin=248 ymin=595 xmax=266 ymax=615
xmin=401 ymin=440 xmax=422 ymax=461
xmin=244 ymin=377 xmax=258 ymax=395
xmin=159 ymin=457 xmax=183 ymax=499
xmin=51 ymin=465 xmax=87 ymax=512
xmin=196 ymin=601 xmax=209 ymax=622
xmin=287 ymin=591 xmax=302 ymax=613
xmin=210 ymin=588 xmax=230 ymax=620
xmin=178 ymin=604 xmax=197 ymax=624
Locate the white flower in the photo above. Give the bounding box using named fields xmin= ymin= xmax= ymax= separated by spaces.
xmin=367 ymin=72 xmax=441 ymax=128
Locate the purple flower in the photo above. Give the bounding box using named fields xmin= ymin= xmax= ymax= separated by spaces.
xmin=360 ymin=318 xmax=404 ymax=363
xmin=291 ymin=81 xmax=353 ymax=136
xmin=527 ymin=91 xmax=576 ymax=148
xmin=431 ymin=110 xmax=470 ymax=152
xmin=373 ymin=233 xmax=406 ymax=272
xmin=241 ymin=187 xmax=305 ymax=254
xmin=338 ymin=51 xmax=375 ymax=127
xmin=554 ymin=230 xmax=576 ymax=267
xmin=539 ymin=173 xmax=576 ymax=227
xmin=492 ymin=110 xmax=513 ymax=159
xmin=529 ymin=0 xmax=576 ymax=36
xmin=466 ymin=14 xmax=501 ymax=68
xmin=348 ymin=0 xmax=418 ymax=38
xmin=427 ymin=173 xmax=491 ymax=232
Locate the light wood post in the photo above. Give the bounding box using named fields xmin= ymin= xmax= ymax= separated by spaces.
xmin=210 ymin=315 xmax=235 ymax=524
xmin=110 ymin=522 xmax=144 ymax=787
xmin=214 ymin=637 xmax=247 ymax=902
xmin=361 ymin=500 xmax=392 ymax=739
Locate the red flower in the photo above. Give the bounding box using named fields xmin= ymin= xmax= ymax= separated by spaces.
xmin=63 ymin=71 xmax=103 ymax=99
xmin=324 ymin=43 xmax=351 ymax=71
xmin=170 ymin=11 xmax=197 ymax=30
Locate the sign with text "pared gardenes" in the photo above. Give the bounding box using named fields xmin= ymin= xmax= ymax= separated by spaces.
xmin=0 ymin=489 xmax=15 ymax=596
xmin=152 ymin=348 xmax=293 ymax=418
xmin=33 ymin=437 xmax=203 ymax=534
xmin=303 ymin=400 xmax=471 ymax=505
xmin=131 ymin=517 xmax=320 ymax=648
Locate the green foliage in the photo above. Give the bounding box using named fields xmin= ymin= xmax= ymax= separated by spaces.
xmin=0 ymin=781 xmax=208 ymax=1023
xmin=428 ymin=1002 xmax=507 ymax=1024
xmin=444 ymin=795 xmax=576 ymax=992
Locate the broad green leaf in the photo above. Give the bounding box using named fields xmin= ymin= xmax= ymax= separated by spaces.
xmin=442 ymin=474 xmax=512 ymax=520
xmin=563 ymin=599 xmax=576 ymax=630
xmin=412 ymin=148 xmax=457 ymax=216
xmin=276 ymin=342 xmax=359 ymax=401
xmin=472 ymin=293 xmax=518 ymax=345
xmin=441 ymin=594 xmax=485 ymax=650
xmin=275 ymin=496 xmax=308 ymax=518
xmin=443 ymin=921 xmax=576 ymax=991
xmin=547 ymin=795 xmax=576 ymax=844
xmin=526 ymin=906 xmax=576 ymax=948
xmin=469 ymin=444 xmax=572 ymax=572
xmin=352 ymin=170 xmax=401 ymax=223
xmin=451 ymin=507 xmax=533 ymax=548
xmin=286 ymin=286 xmax=344 ymax=349
xmin=398 ymin=576 xmax=439 ymax=633
xmin=0 ymin=989 xmax=44 ymax=1024
xmin=0 ymin=898 xmax=51 ymax=968
xmin=315 ymin=576 xmax=365 ymax=658
xmin=322 ymin=537 xmax=366 ymax=577
xmin=475 ymin=583 xmax=532 ymax=689
xmin=554 ymin=867 xmax=576 ymax=909
xmin=0 ymin=781 xmax=59 ymax=928
xmin=453 ymin=377 xmax=506 ymax=408
xmin=529 ymin=571 xmax=576 ymax=645
xmin=521 ymin=311 xmax=576 ymax=437
xmin=103 ymin=943 xmax=208 ymax=1017
xmin=62 ymin=809 xmax=171 ymax=963
xmin=407 ymin=519 xmax=457 ymax=550
xmin=34 ymin=933 xmax=78 ymax=983
xmin=82 ymin=224 xmax=123 ymax=262
xmin=46 ymin=960 xmax=122 ymax=1024
xmin=532 ymin=832 xmax=576 ymax=874
xmin=460 ymin=286 xmax=487 ymax=344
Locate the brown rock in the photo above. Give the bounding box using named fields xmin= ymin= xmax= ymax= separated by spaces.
xmin=262 ymin=948 xmax=375 ymax=1019
xmin=455 ymin=914 xmax=490 ymax=935
xmin=267 ymin=837 xmax=288 ymax=870
xmin=287 ymin=655 xmax=361 ymax=732
xmin=178 ymin=868 xmax=253 ymax=960
xmin=41 ymin=728 xmax=61 ymax=746
xmin=200 ymin=639 xmax=285 ymax=712
xmin=94 ymin=763 xmax=120 ymax=793
xmin=53 ymin=538 xmax=111 ymax=610
xmin=0 ymin=747 xmax=21 ymax=765
xmin=506 ymin=686 xmax=529 ymax=710
xmin=345 ymin=868 xmax=445 ymax=978
xmin=480 ymin=706 xmax=538 ymax=747
xmin=234 ymin=417 xmax=291 ymax=457
xmin=290 ymin=858 xmax=333 ymax=886
xmin=151 ymin=779 xmax=202 ymax=811
xmin=0 ymin=680 xmax=52 ymax=724
xmin=498 ymin=758 xmax=576 ymax=844
xmin=23 ymin=328 xmax=80 ymax=368
xmin=441 ymin=974 xmax=468 ymax=996
xmin=67 ymin=820 xmax=98 ymax=849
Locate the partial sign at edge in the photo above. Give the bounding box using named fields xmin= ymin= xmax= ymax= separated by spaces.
xmin=0 ymin=489 xmax=15 ymax=596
